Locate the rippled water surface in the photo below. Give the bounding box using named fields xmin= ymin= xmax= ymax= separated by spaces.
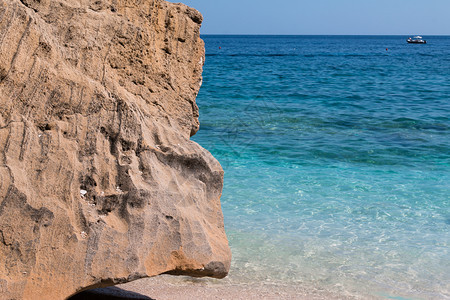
xmin=192 ymin=36 xmax=450 ymax=299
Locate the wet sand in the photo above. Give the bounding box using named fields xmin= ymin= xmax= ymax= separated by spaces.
xmin=70 ymin=275 xmax=359 ymax=300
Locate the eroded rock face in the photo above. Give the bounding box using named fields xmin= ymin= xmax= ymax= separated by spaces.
xmin=0 ymin=0 xmax=231 ymax=299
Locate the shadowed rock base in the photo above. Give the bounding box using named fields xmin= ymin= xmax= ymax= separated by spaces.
xmin=69 ymin=287 xmax=154 ymax=300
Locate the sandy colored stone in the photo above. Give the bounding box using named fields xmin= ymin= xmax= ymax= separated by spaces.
xmin=0 ymin=0 xmax=231 ymax=299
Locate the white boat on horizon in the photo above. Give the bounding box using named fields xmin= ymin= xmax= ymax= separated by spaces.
xmin=407 ymin=36 xmax=427 ymax=44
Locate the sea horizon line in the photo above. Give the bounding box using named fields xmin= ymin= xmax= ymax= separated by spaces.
xmin=200 ymin=34 xmax=450 ymax=37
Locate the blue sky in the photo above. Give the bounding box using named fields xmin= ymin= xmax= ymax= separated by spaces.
xmin=171 ymin=0 xmax=450 ymax=35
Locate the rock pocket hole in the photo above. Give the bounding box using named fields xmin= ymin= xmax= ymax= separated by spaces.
xmin=38 ymin=124 xmax=52 ymax=131
xmin=0 ymin=67 xmax=7 ymax=81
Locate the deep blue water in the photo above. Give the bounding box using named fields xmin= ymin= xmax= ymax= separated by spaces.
xmin=192 ymin=36 xmax=450 ymax=299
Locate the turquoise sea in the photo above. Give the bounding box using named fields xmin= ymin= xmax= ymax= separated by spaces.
xmin=192 ymin=36 xmax=449 ymax=299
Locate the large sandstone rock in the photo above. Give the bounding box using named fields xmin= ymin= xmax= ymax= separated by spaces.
xmin=0 ymin=0 xmax=231 ymax=299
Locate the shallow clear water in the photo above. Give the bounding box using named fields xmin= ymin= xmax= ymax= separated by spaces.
xmin=192 ymin=36 xmax=450 ymax=299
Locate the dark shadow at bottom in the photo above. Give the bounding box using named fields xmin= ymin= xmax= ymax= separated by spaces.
xmin=68 ymin=286 xmax=155 ymax=300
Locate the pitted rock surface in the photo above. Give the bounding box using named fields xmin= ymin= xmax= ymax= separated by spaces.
xmin=0 ymin=0 xmax=231 ymax=299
